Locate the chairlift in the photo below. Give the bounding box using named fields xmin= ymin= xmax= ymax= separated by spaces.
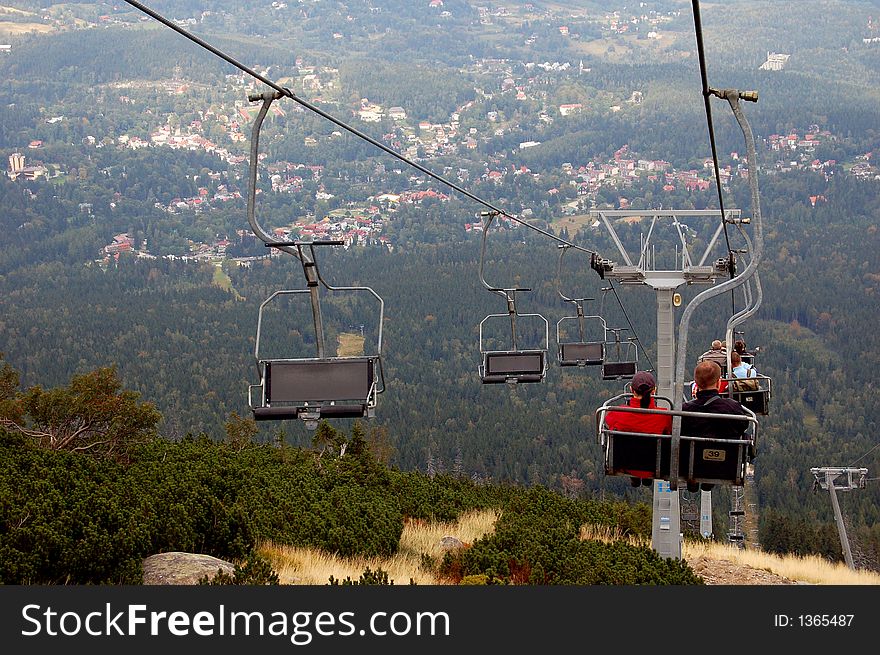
xmin=555 ymin=245 xmax=606 ymax=367
xmin=602 ymin=328 xmax=638 ymax=380
xmin=477 ymin=211 xmax=548 ymax=384
xmin=244 ymin=91 xmax=384 ymax=429
xmin=596 ymin=393 xmax=758 ymax=488
xmin=725 ymin=374 xmax=771 ymax=416
xmin=248 ymin=241 xmax=386 ymax=430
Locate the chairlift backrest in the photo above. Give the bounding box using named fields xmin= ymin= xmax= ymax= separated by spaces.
xmin=595 ymin=394 xmax=758 ymax=487
xmin=481 ymin=351 xmax=546 ymax=384
xmin=602 ymin=360 xmax=638 ymax=380
xmin=266 ymin=359 xmax=374 ymax=404
xmin=560 ymin=342 xmax=605 ymax=366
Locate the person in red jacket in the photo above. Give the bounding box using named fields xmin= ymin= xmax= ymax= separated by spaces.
xmin=604 ymin=371 xmax=672 ymax=486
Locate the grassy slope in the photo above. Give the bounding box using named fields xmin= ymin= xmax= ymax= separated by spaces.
xmin=261 ymin=510 xmax=880 ymax=585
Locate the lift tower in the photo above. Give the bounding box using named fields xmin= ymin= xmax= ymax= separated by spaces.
xmin=591 ymin=208 xmax=738 ymax=558
xmin=810 ymin=467 xmax=868 ymax=569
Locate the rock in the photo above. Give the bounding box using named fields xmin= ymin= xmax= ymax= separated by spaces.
xmin=142 ymin=552 xmax=235 ymax=585
xmin=439 ymin=536 xmax=464 ymax=551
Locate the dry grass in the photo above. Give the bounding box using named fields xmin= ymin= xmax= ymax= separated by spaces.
xmin=551 ymin=213 xmax=595 ymax=235
xmin=336 ymin=332 xmax=365 ymax=357
xmin=262 ymin=512 xmax=880 ymax=586
xmin=0 ymin=21 xmax=53 ymax=35
xmin=579 ymin=523 xmax=650 ymax=549
xmin=581 ymin=524 xmax=879 ymax=585
xmin=0 ymin=5 xmax=36 ymax=16
xmin=683 ymin=540 xmax=880 ymax=586
xmin=259 ymin=509 xmax=499 ymax=585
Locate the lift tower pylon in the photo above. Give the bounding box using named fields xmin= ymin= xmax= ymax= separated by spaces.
xmin=810 ymin=467 xmax=868 ymax=570
xmin=592 ymin=209 xmax=738 ymax=559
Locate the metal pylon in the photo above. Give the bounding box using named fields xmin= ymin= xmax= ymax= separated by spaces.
xmin=810 ymin=467 xmax=868 ymax=570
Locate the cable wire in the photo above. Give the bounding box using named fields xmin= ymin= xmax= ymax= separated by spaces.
xmin=121 ymin=0 xmax=595 ymax=256
xmin=850 ymin=440 xmax=880 ymax=467
xmin=608 ymin=279 xmax=655 ymax=372
xmin=122 ymin=0 xmax=663 ymax=375
xmin=691 ymin=0 xmax=736 ymax=314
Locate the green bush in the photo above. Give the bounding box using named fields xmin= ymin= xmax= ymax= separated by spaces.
xmin=328 ymin=567 xmax=410 ymax=586
xmin=0 ymin=427 xmax=407 ymax=583
xmin=440 ymin=487 xmax=702 ymax=585
xmin=198 ymin=554 xmax=280 ymax=586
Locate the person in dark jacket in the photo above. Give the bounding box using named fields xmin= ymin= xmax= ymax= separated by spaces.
xmin=682 ymin=361 xmax=749 ymax=440
xmin=681 ymin=361 xmax=751 ymax=491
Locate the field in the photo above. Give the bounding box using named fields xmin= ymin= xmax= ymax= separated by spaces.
xmin=551 ymin=213 xmax=596 ymax=235
xmin=0 ymin=21 xmax=53 ymax=35
xmin=337 ymin=332 xmax=365 ymax=357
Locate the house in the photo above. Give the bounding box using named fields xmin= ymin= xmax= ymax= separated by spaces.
xmin=559 ymin=103 xmax=583 ymax=116
xmin=388 ymin=106 xmax=407 ymax=120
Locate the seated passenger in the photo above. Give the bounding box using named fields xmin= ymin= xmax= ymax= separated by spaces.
xmin=682 ymin=361 xmax=748 ymax=441
xmin=682 ymin=361 xmax=750 ymax=491
xmin=697 ymin=339 xmax=728 ymax=370
xmin=731 ymin=351 xmax=756 ymax=379
xmin=605 ymin=371 xmax=671 ymax=487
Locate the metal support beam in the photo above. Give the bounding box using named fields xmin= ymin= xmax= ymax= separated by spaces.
xmin=827 ymin=475 xmax=854 ymax=569
xmin=652 ymin=288 xmax=681 ymax=558
xmin=810 ymin=467 xmax=867 ymax=570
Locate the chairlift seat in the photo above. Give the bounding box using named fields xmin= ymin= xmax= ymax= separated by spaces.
xmin=481 ymin=351 xmax=546 ymax=384
xmin=603 ymin=428 xmax=750 ymax=486
xmin=559 ymin=342 xmax=604 ymax=367
xmin=727 ymin=375 xmax=771 ymax=416
xmin=602 ymin=360 xmax=637 ymax=380
xmin=730 ymin=389 xmax=768 ymax=415
xmin=597 ymin=399 xmax=756 ymax=487
xmin=251 ymin=357 xmax=377 ymax=421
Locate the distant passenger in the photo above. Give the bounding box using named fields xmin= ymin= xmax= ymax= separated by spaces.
xmin=731 ymin=352 xmax=756 ymax=379
xmin=730 ymin=352 xmax=759 ymax=392
xmin=734 ymin=338 xmax=756 ymax=367
xmin=605 ymin=371 xmax=671 ymax=487
xmin=698 ymin=339 xmax=728 ymax=371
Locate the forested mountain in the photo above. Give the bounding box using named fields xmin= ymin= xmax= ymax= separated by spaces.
xmin=1 ymin=0 xmax=879 ymax=566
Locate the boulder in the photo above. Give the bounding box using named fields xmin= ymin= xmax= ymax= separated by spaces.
xmin=439 ymin=536 xmax=464 ymax=551
xmin=142 ymin=552 xmax=234 ymax=585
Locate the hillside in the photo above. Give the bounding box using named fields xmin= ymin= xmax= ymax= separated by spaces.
xmin=1 ymin=0 xmax=879 ymax=570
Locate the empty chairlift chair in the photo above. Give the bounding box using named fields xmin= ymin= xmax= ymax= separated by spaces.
xmin=477 ymin=212 xmax=548 ymax=384
xmin=596 ymin=394 xmax=758 ymax=487
xmin=248 ymin=241 xmax=386 ymax=429
xmin=601 ymin=328 xmax=639 ymax=380
xmin=555 ymin=245 xmax=606 ymax=367
xmin=242 ymin=93 xmax=384 ymax=429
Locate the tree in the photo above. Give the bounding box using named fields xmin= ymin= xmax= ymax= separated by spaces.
xmin=224 ymin=411 xmax=258 ymax=452
xmin=0 ymin=366 xmax=161 ymax=462
xmin=0 ymin=354 xmax=22 ymax=424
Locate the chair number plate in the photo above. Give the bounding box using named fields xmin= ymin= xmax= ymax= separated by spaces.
xmin=703 ymin=449 xmax=726 ymax=462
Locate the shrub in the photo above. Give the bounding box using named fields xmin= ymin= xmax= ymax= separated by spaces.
xmin=440 ymin=487 xmax=702 ymax=585
xmin=199 ymin=554 xmax=280 ymax=585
